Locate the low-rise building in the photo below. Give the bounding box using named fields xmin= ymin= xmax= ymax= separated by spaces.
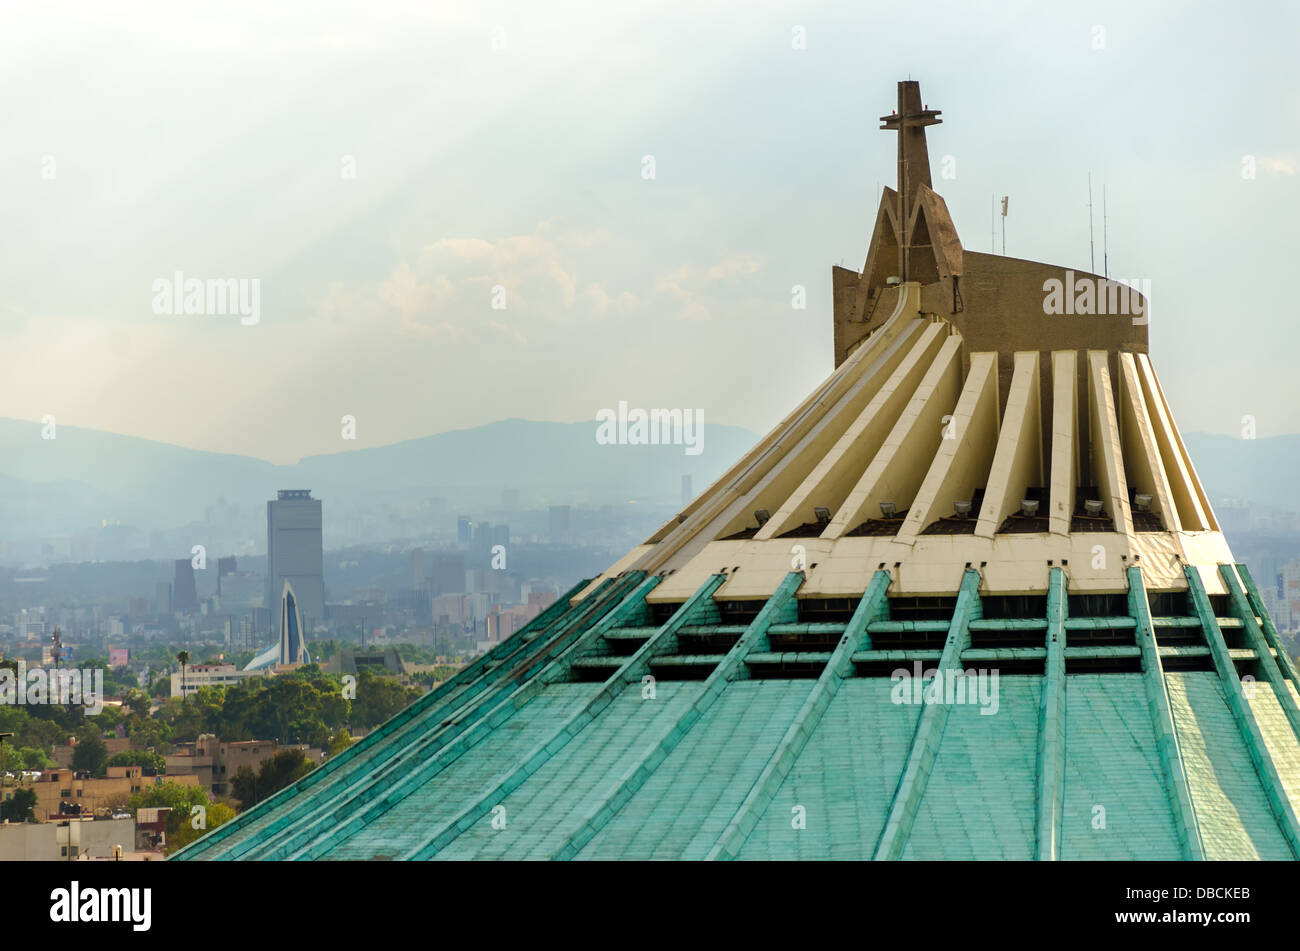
xmin=170 ymin=663 xmax=261 ymax=698
xmin=27 ymin=766 xmax=200 ymax=819
xmin=0 ymin=815 xmax=137 ymax=861
xmin=166 ymin=734 xmax=322 ymax=798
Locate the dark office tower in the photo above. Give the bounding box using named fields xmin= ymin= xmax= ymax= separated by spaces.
xmin=473 ymin=521 xmax=493 ymax=554
xmin=682 ymin=474 xmax=693 ymax=506
xmin=266 ymin=490 xmax=324 ymax=637
xmin=457 ymin=517 xmax=472 ymax=545
xmin=492 ymin=524 xmax=510 ymax=548
xmin=501 ymin=488 xmax=520 ymax=510
xmin=216 ymin=556 xmax=237 ymax=596
xmin=173 ymin=559 xmax=198 ymax=613
xmin=430 ymin=553 xmax=466 ymax=597
xmin=549 ymin=505 xmax=571 ymax=542
xmin=411 ymin=548 xmax=427 ymax=589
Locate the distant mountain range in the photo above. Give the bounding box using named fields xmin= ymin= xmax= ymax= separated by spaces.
xmin=0 ymin=417 xmax=761 ymax=539
xmin=0 ymin=418 xmax=1292 ymax=543
xmin=1181 ymin=432 xmax=1300 ymax=515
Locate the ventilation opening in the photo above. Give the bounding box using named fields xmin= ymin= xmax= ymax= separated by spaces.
xmin=1149 ymin=590 xmax=1190 ymax=617
xmin=888 ymin=595 xmax=957 ymax=622
xmin=997 ymin=485 xmax=1050 ymax=533
xmin=870 ymin=628 xmax=948 ymax=650
xmin=853 ymin=658 xmax=926 ymax=677
xmin=1071 ymin=487 xmax=1115 ymax=532
xmin=1068 ymin=593 xmax=1128 ymax=618
xmin=962 ymin=658 xmax=1044 ymax=675
xmin=969 ymin=628 xmax=1046 ymax=648
xmin=920 ymin=488 xmax=986 ymax=535
xmin=1066 ymin=655 xmax=1143 ymax=674
xmin=1162 ymin=653 xmax=1216 ymax=673
xmin=1218 ymin=622 xmax=1249 ymax=650
xmin=845 ymin=509 xmax=909 ymax=537
xmin=798 ymin=598 xmax=857 ymax=623
xmin=769 ymin=629 xmax=842 ymax=651
xmin=982 ymin=595 xmax=1047 ymax=619
xmin=646 ymin=661 xmax=718 ymax=681
xmin=603 ymin=636 xmax=649 ymax=657
xmin=777 ymin=521 xmax=830 ymax=539
xmin=718 ymin=600 xmax=763 ymax=626
xmin=570 ymin=663 xmax=619 ymax=683
xmin=1234 ymin=656 xmax=1268 ymax=682
xmin=1128 ymin=486 xmax=1164 ymax=532
xmin=649 ymin=602 xmax=684 ymax=627
xmin=1151 ymin=621 xmax=1204 ymax=647
xmin=677 ymin=628 xmax=744 ymax=652
xmin=1066 ymin=623 xmax=1135 ymax=647
xmin=746 ymin=660 xmax=826 ymax=679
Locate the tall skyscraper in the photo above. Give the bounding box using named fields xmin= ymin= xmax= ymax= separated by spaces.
xmin=216 ymin=555 xmax=237 ymax=596
xmin=155 ymin=581 xmax=172 ymax=615
xmin=411 ymin=547 xmax=427 ymax=589
xmin=172 ymin=559 xmax=198 ymax=613
xmin=430 ymin=553 xmax=465 ymax=597
xmin=457 ymin=516 xmax=472 ymax=545
xmin=267 ymin=489 xmax=324 ymax=636
xmin=549 ymin=505 xmax=571 ymax=542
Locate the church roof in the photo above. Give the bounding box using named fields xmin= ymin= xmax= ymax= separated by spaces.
xmin=172 ymin=81 xmax=1300 ymax=862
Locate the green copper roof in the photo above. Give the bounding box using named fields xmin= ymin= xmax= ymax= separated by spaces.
xmin=171 ymin=563 xmax=1300 ymax=862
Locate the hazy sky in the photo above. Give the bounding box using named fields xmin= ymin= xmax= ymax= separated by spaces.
xmin=2 ymin=0 xmax=1296 ymax=464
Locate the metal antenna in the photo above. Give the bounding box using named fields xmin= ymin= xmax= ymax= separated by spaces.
xmin=1088 ymin=173 xmax=1095 ymax=274
xmin=1102 ymin=184 xmax=1109 ymax=278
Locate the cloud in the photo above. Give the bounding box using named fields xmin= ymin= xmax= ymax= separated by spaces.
xmin=379 ymin=261 xmax=458 ymax=337
xmin=654 ymin=253 xmax=763 ymax=320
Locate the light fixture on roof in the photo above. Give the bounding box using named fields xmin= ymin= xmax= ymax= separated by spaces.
xmin=1020 ymin=499 xmax=1039 ymax=517
xmin=754 ymin=509 xmax=771 ymax=527
xmin=1085 ymin=499 xmax=1104 ymax=516
xmin=954 ymin=500 xmax=972 ymax=517
xmin=1134 ymin=493 xmax=1153 ymax=511
xmin=879 ymin=501 xmax=898 ymax=518
xmin=813 ymin=506 xmax=832 ymax=524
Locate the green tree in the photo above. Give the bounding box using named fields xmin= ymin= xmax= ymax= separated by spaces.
xmin=326 ymin=729 xmax=354 ymax=758
xmin=107 ymin=749 xmax=166 ymax=773
xmin=0 ymin=787 xmax=36 ymax=822
xmin=350 ymin=670 xmax=422 ymax=729
xmin=230 ymin=749 xmax=316 ymax=808
xmin=176 ymin=651 xmax=190 ymax=697
xmin=165 ymin=800 xmax=236 ymax=855
xmin=125 ymin=689 xmax=151 ymax=718
xmin=72 ymin=730 xmax=108 ymax=777
xmin=126 ymin=780 xmax=211 ymax=850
